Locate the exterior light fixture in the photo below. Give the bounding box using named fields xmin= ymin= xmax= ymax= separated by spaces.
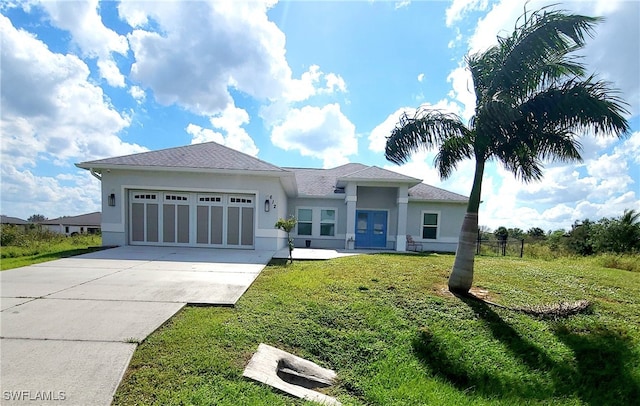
xmin=108 ymin=193 xmax=116 ymax=206
xmin=264 ymin=195 xmax=275 ymax=212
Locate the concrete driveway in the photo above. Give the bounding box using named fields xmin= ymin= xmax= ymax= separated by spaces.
xmin=0 ymin=246 xmax=272 ymax=405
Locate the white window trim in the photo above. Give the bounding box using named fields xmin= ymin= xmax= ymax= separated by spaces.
xmin=320 ymin=209 xmax=336 ymax=237
xmin=295 ymin=207 xmax=339 ymax=238
xmin=420 ymin=210 xmax=440 ymax=240
xmin=296 ymin=207 xmax=314 ymax=236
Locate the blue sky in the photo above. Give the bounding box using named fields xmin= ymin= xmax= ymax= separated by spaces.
xmin=1 ymin=0 xmax=638 ymax=231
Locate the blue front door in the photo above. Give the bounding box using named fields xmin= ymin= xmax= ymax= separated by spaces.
xmin=355 ymin=210 xmax=387 ymax=248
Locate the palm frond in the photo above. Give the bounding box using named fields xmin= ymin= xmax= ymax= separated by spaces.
xmin=521 ymin=77 xmax=630 ymax=136
xmin=476 ymin=7 xmax=601 ymax=102
xmin=384 ymin=108 xmax=471 ymax=167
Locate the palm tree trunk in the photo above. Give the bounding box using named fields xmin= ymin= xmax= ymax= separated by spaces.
xmin=448 ymin=158 xmax=485 ymax=293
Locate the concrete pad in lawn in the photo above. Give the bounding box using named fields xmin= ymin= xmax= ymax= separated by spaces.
xmin=0 ymin=267 xmax=120 ymax=298
xmin=0 ymin=338 xmax=135 ymax=406
xmin=1 ymin=298 xmax=184 ymax=342
xmin=0 ymin=297 xmax=33 ymax=311
xmin=49 ymin=269 xmax=260 ymax=304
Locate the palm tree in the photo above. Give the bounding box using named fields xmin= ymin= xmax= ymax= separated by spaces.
xmin=385 ymin=6 xmax=629 ymax=293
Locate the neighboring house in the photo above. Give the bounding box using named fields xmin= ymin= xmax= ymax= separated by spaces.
xmin=40 ymin=212 xmax=102 ymax=236
xmin=1 ymin=215 xmax=29 ymax=230
xmin=76 ymin=142 xmax=467 ymax=252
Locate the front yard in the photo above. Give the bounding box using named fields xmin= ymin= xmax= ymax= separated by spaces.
xmin=114 ymin=253 xmax=639 ymax=405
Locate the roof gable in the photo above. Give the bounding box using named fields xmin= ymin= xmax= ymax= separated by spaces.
xmin=77 ymin=142 xmax=284 ymax=173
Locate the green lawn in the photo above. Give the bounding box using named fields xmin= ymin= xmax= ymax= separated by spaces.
xmin=0 ymin=234 xmax=103 ymax=270
xmin=113 ymin=254 xmax=640 ymax=406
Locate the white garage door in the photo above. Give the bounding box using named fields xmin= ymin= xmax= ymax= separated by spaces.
xmin=129 ymin=191 xmax=255 ymax=248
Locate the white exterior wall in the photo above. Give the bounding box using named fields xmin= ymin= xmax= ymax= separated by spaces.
xmin=406 ymin=201 xmax=466 ymax=252
xmin=100 ymin=169 xmax=289 ymax=250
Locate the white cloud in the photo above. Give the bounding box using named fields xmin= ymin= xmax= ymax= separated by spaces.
xmin=286 ymin=65 xmax=347 ymax=102
xmin=128 ymin=86 xmax=146 ymax=103
xmin=187 ymin=105 xmax=259 ymax=157
xmin=271 ymin=104 xmax=357 ymax=168
xmin=0 ymin=15 xmax=146 ymax=218
xmin=446 ymin=66 xmax=475 ymax=121
xmin=445 ymin=0 xmax=489 ymax=27
xmin=35 ymin=0 xmax=128 ymax=87
xmin=417 ymin=73 xmax=425 ymax=82
xmin=0 ymin=165 xmax=101 ymax=220
xmin=395 ymin=1 xmax=411 ymax=10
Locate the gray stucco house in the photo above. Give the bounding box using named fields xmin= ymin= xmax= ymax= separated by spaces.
xmin=77 ymin=142 xmax=467 ymax=252
xmin=40 ymin=212 xmax=101 ymax=236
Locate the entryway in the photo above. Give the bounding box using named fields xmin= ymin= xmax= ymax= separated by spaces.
xmin=355 ymin=210 xmax=387 ymax=248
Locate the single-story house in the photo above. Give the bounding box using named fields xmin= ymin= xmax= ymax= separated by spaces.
xmin=76 ymin=142 xmax=467 ymax=252
xmin=1 ymin=215 xmax=29 ymax=229
xmin=40 ymin=212 xmax=102 ymax=236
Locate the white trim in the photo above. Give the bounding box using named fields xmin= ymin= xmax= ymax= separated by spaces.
xmin=397 ymin=197 xmax=409 ymax=204
xmin=345 ymin=196 xmax=357 ymax=202
xmin=420 ymin=210 xmax=441 ymax=241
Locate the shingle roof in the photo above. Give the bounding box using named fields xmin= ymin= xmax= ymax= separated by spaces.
xmin=40 ymin=212 xmax=101 ymax=226
xmin=285 ymin=164 xmax=365 ymax=196
xmin=339 ymin=166 xmax=421 ymax=183
xmin=77 ymin=142 xmax=285 ymax=173
xmin=409 ymin=183 xmax=467 ymax=202
xmin=1 ymin=215 xmax=28 ymax=225
xmin=286 ymin=164 xmax=466 ymax=202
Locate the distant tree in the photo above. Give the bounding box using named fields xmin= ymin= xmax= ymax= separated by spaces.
xmin=478 ymin=225 xmax=492 ymax=240
xmin=508 ymin=227 xmax=525 ymax=240
xmin=566 ymin=219 xmax=595 ymax=255
xmin=548 ymin=229 xmax=568 ymax=251
xmin=275 ymin=216 xmax=297 ymax=264
xmin=494 ymin=227 xmax=509 ymax=242
xmin=592 ymin=209 xmax=640 ymax=253
xmin=27 ymin=214 xmax=46 ymax=223
xmin=527 ymin=227 xmax=546 ymax=239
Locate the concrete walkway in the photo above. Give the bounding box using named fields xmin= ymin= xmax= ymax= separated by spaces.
xmin=0 ymin=246 xmax=272 ymax=405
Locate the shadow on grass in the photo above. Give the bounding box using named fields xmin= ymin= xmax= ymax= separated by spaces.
xmin=413 ymin=296 xmax=639 ymax=405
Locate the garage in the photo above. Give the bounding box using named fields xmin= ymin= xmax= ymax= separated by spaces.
xmin=129 ymin=190 xmax=255 ymax=248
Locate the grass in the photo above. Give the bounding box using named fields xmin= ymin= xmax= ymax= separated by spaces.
xmin=0 ymin=234 xmax=103 ymax=270
xmin=113 ymin=253 xmax=640 ymax=405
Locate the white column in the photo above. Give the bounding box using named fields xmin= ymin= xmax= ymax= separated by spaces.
xmin=396 ymin=186 xmax=408 ymax=251
xmin=345 ymin=183 xmax=357 ymax=249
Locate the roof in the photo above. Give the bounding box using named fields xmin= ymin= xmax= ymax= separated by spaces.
xmin=408 ymin=183 xmax=468 ymax=202
xmin=77 ymin=142 xmax=285 ymax=173
xmin=339 ymin=165 xmax=421 ymax=183
xmin=76 ymin=141 xmax=466 ymax=203
xmin=287 ymin=164 xmax=466 ymax=202
xmin=1 ymin=215 xmax=28 ymax=225
xmin=40 ymin=212 xmax=102 ymax=226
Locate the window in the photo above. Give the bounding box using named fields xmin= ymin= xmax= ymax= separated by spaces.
xmin=320 ymin=209 xmax=335 ymax=236
xmin=297 ymin=209 xmax=312 ymax=236
xmin=422 ymin=212 xmax=439 ymax=239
